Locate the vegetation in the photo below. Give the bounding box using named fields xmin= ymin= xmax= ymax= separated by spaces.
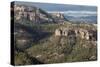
xmin=14 ymin=21 xmax=97 ymax=65
xmin=12 ymin=4 xmax=97 ymax=65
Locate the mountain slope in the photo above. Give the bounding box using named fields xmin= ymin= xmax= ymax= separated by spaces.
xmin=14 ymin=4 xmax=67 ymax=24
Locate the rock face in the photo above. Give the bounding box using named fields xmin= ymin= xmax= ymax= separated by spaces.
xmin=14 ymin=5 xmax=54 ymax=23
xmin=55 ymin=28 xmax=97 ymax=41
xmin=55 ymin=28 xmax=69 ymax=36
xmin=13 ymin=4 xmax=67 ymax=24
xmin=78 ymin=29 xmax=89 ymax=39
xmin=50 ymin=13 xmax=67 ymax=23
xmin=55 ymin=29 xmax=62 ymax=36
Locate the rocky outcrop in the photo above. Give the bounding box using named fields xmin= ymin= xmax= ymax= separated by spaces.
xmin=55 ymin=28 xmax=97 ymax=41
xmin=14 ymin=5 xmax=54 ymax=23
xmin=50 ymin=13 xmax=67 ymax=23
xmin=13 ymin=4 xmax=67 ymax=24
xmin=55 ymin=29 xmax=62 ymax=36
xmin=55 ymin=28 xmax=68 ymax=36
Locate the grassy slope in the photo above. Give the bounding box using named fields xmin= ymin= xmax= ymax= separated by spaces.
xmin=14 ymin=22 xmax=97 ymax=65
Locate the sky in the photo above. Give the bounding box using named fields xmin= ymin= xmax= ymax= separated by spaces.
xmin=13 ymin=0 xmax=98 ymax=6
xmin=15 ymin=1 xmax=97 ymax=12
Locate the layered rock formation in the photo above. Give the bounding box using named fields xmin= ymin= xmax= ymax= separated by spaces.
xmin=14 ymin=5 xmax=54 ymax=23
xmin=13 ymin=4 xmax=67 ymax=24
xmin=55 ymin=28 xmax=97 ymax=41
